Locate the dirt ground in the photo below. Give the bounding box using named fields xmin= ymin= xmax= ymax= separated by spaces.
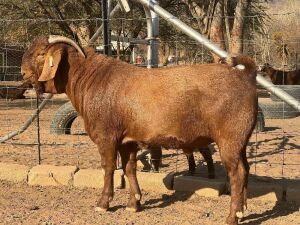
xmin=0 ymin=95 xmax=300 ymax=224
xmin=0 ymin=180 xmax=299 ymax=225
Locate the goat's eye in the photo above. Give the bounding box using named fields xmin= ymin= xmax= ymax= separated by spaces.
xmin=37 ymin=53 xmax=45 ymax=57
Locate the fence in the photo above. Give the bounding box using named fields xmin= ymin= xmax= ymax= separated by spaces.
xmin=0 ymin=14 xmax=299 ymax=190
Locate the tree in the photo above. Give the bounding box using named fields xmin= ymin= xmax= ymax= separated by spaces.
xmin=0 ymin=0 xmax=269 ymax=63
xmin=152 ymin=0 xmax=269 ymax=63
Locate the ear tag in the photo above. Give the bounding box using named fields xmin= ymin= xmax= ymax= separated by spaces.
xmin=49 ymin=56 xmax=54 ymax=67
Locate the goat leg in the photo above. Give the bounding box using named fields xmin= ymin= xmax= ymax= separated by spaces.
xmin=241 ymin=149 xmax=250 ymax=211
xmin=186 ymin=153 xmax=196 ymax=175
xmin=150 ymin=147 xmax=162 ymax=172
xmin=119 ymin=143 xmax=142 ymax=212
xmin=220 ymin=146 xmax=247 ymax=225
xmin=95 ymin=143 xmax=117 ymax=212
xmin=199 ymin=147 xmax=215 ymax=179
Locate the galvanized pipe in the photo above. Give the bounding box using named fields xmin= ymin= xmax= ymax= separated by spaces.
xmin=135 ymin=0 xmax=228 ymax=58
xmin=135 ymin=0 xmax=300 ymax=112
xmin=144 ymin=6 xmax=154 ymax=68
xmin=143 ymin=1 xmax=159 ymax=68
xmin=149 ymin=6 xmax=159 ymax=67
xmin=0 ymin=93 xmax=53 ymax=143
xmin=257 ymin=74 xmax=300 ymax=110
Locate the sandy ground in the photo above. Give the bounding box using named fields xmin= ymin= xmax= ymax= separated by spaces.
xmin=0 ymin=180 xmax=299 ymax=225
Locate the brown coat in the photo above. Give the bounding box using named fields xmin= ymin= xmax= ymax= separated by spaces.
xmin=261 ymin=63 xmax=300 ymax=85
xmin=21 ymin=37 xmax=257 ymax=225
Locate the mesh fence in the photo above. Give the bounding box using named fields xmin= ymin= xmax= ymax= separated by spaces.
xmin=0 ymin=14 xmax=299 ymax=189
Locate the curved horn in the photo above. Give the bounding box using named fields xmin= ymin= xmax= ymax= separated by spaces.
xmin=48 ymin=35 xmax=86 ymax=58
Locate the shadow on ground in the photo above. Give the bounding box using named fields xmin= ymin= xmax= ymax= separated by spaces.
xmin=142 ymin=167 xmax=299 ymax=225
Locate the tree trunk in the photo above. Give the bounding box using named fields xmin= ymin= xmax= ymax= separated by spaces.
xmin=230 ymin=0 xmax=250 ymax=54
xmin=210 ymin=0 xmax=225 ymax=62
xmin=224 ymin=0 xmax=231 ymax=52
xmin=181 ymin=0 xmax=209 ymax=34
xmin=159 ymin=43 xmax=171 ymax=66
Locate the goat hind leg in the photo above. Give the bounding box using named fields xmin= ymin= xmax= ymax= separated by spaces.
xmin=185 ymin=153 xmax=196 ymax=175
xmin=241 ymin=148 xmax=249 ymax=210
xmin=220 ymin=147 xmax=247 ymax=225
xmin=199 ymin=147 xmax=215 ymax=179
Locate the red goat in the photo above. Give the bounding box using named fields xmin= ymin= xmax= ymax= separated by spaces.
xmin=21 ymin=36 xmax=257 ymax=225
xmin=260 ymin=63 xmax=300 ymax=85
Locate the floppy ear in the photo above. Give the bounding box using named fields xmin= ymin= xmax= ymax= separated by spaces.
xmin=38 ymin=49 xmax=63 ymax=82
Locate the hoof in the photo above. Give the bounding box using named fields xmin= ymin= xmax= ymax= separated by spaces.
xmin=95 ymin=206 xmax=108 ymax=212
xmin=126 ymin=207 xmax=138 ymax=212
xmin=226 ymin=217 xmax=238 ymax=225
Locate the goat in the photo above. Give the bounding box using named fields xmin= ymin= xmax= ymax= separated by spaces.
xmin=118 ymin=147 xmax=215 ymax=189
xmin=0 ymin=82 xmax=32 ymax=99
xmin=260 ymin=63 xmax=300 ymax=85
xmin=139 ymin=147 xmax=214 ymax=176
xmin=21 ymin=35 xmax=257 ymax=225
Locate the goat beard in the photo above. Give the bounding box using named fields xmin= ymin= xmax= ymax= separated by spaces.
xmin=34 ymin=72 xmax=45 ymax=100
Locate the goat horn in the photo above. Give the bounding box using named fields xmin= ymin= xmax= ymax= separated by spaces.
xmin=48 ymin=35 xmax=86 ymax=58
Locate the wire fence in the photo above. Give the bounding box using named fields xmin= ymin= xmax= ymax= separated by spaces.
xmin=0 ymin=15 xmax=299 ymax=191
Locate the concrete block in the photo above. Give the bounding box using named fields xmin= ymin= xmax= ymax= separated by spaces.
xmin=74 ymin=169 xmax=103 ymax=188
xmin=247 ymin=181 xmax=283 ymax=202
xmin=286 ymin=187 xmax=300 ymax=203
xmin=137 ymin=171 xmax=174 ymax=193
xmin=28 ymin=165 xmax=77 ymax=186
xmin=173 ymin=176 xmax=226 ymax=197
xmin=0 ymin=163 xmax=29 ymax=183
xmin=74 ymin=169 xmax=174 ymax=192
xmin=74 ymin=169 xmax=133 ymax=189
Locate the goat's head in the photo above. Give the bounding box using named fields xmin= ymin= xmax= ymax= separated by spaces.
xmin=21 ymin=35 xmax=85 ymax=95
xmin=260 ymin=63 xmax=273 ymax=73
xmin=259 ymin=63 xmax=274 ymax=82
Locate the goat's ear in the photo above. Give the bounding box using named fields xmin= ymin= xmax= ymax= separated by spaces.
xmin=38 ymin=49 xmax=63 ymax=82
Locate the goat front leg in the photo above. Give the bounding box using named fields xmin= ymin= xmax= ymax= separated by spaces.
xmin=95 ymin=141 xmax=117 ymax=211
xmin=119 ymin=143 xmax=142 ymax=212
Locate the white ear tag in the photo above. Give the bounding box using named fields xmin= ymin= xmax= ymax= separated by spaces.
xmin=49 ymin=56 xmax=54 ymax=67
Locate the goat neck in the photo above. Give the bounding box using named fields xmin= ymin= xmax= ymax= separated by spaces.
xmin=63 ymin=48 xmax=119 ymax=116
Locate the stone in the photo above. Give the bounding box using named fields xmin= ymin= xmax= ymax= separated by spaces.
xmin=0 ymin=163 xmax=29 ymax=183
xmin=28 ymin=165 xmax=77 ymax=186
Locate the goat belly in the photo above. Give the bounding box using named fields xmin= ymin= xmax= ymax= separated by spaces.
xmin=146 ymin=135 xmax=185 ymax=149
xmin=136 ymin=135 xmax=211 ymax=150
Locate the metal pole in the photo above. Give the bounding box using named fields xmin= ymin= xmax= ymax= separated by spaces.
xmin=89 ymin=4 xmax=121 ymax=45
xmin=36 ymin=95 xmax=41 ymax=164
xmin=149 ymin=5 xmax=159 ymax=67
xmin=0 ymin=93 xmax=53 ymax=143
xmin=107 ymin=0 xmax=112 ymax=56
xmin=143 ymin=0 xmax=159 ymax=68
xmin=136 ymin=0 xmax=228 ymax=58
xmin=102 ymin=0 xmax=110 ymax=55
xmin=134 ymin=0 xmax=300 ymax=112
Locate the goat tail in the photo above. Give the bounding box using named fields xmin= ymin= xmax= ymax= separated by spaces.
xmin=222 ymin=55 xmax=257 ymax=75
